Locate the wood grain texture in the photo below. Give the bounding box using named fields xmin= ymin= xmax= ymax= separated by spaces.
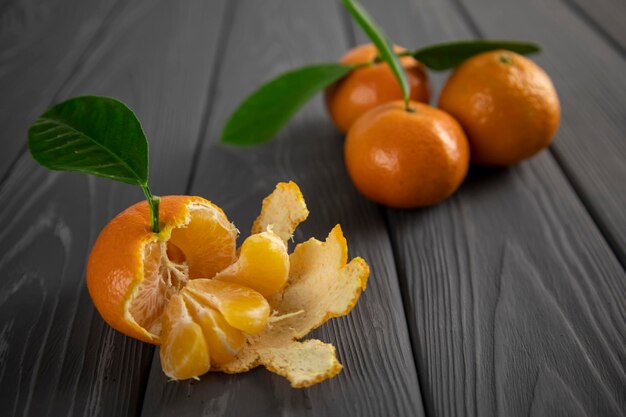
xmin=0 ymin=1 xmax=228 ymax=415
xmin=3 ymin=0 xmax=624 ymax=416
xmin=354 ymin=0 xmax=626 ymax=264
xmin=348 ymin=0 xmax=626 ymax=415
xmin=564 ymin=0 xmax=626 ymax=53
xmin=0 ymin=0 xmax=119 ymax=182
xmin=392 ymin=162 xmax=626 ymax=416
xmin=139 ymin=1 xmax=425 ymax=416
xmin=390 ymin=160 xmax=626 ymax=417
xmin=455 ymin=0 xmax=626 ymax=265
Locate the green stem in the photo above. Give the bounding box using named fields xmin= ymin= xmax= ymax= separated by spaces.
xmin=372 ymin=50 xmax=413 ymax=64
xmin=350 ymin=62 xmax=371 ymax=70
xmin=370 ymin=52 xmax=413 ymax=110
xmin=141 ymin=184 xmax=160 ymax=233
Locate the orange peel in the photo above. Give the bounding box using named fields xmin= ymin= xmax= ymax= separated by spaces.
xmin=216 ymin=184 xmax=370 ymax=388
xmin=89 ymin=181 xmax=369 ymax=387
xmin=251 ymin=181 xmax=309 ymax=242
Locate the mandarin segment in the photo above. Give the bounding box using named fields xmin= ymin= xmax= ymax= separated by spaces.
xmin=217 ymin=226 xmax=370 ymax=388
xmin=214 ymin=231 xmax=289 ymax=297
xmin=182 ymin=294 xmax=245 ymax=365
xmin=160 ymin=294 xmax=211 ymax=380
xmin=185 ymin=279 xmax=270 ymax=335
xmin=158 ymin=280 xmax=271 ymax=380
xmin=168 ymin=203 xmax=237 ymax=278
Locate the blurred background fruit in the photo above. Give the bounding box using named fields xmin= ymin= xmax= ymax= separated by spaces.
xmin=326 ymin=43 xmax=430 ymax=133
xmin=439 ymin=50 xmax=560 ymax=166
xmin=344 ymin=101 xmax=469 ymax=208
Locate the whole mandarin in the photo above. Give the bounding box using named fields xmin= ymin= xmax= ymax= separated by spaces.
xmin=439 ymin=50 xmax=560 ymax=166
xmin=345 ymin=101 xmax=469 ymax=208
xmin=326 ymin=43 xmax=430 ymax=133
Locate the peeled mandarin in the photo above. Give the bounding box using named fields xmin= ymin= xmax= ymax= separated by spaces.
xmin=87 ymin=196 xmax=237 ymax=344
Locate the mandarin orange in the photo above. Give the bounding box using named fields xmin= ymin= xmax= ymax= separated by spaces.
xmin=439 ymin=50 xmax=560 ymax=166
xmin=85 ymin=181 xmax=369 ymax=385
xmin=325 ymin=43 xmax=430 ymax=133
xmin=344 ymin=101 xmax=469 ymax=208
xmin=86 ymin=196 xmax=238 ymax=343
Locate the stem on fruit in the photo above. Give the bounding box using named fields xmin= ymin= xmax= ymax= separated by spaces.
xmin=372 ymin=50 xmax=413 ymax=64
xmin=142 ymin=184 xmax=160 ymax=233
xmin=370 ymin=51 xmax=412 ymax=110
xmin=350 ymin=62 xmax=371 ymax=70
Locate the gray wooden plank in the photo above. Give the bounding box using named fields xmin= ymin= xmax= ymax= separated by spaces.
xmin=390 ymin=160 xmax=626 ymax=417
xmin=348 ymin=0 xmax=626 ymax=415
xmin=460 ymin=0 xmax=626 ymax=265
xmin=0 ymin=0 xmax=119 ymax=182
xmin=0 ymin=1 xmax=228 ymax=415
xmin=564 ymin=0 xmax=626 ymax=53
xmin=139 ymin=1 xmax=425 ymax=416
xmin=353 ymin=0 xmax=626 ymax=265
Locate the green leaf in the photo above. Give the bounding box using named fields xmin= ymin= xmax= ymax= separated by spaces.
xmin=341 ymin=0 xmax=410 ymax=107
xmin=28 ymin=96 xmax=149 ymax=186
xmin=413 ymin=40 xmax=541 ymax=71
xmin=221 ymin=64 xmax=353 ymax=146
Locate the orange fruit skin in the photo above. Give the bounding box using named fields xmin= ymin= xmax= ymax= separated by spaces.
xmin=86 ymin=196 xmax=225 ymax=344
xmin=344 ymin=101 xmax=469 ymax=208
xmin=439 ymin=50 xmax=560 ymax=166
xmin=325 ymin=43 xmax=430 ymax=133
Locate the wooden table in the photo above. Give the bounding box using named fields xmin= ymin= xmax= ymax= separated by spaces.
xmin=1 ymin=0 xmax=625 ymax=416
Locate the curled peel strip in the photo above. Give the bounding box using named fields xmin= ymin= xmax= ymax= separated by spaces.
xmin=216 ymin=182 xmax=370 ymax=388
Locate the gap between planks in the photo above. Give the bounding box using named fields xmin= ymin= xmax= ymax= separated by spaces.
xmin=445 ymin=0 xmax=626 ymax=272
xmin=0 ymin=0 xmax=128 ymax=187
xmin=134 ymin=1 xmax=239 ymax=415
xmin=559 ymin=0 xmax=626 ymax=58
xmin=336 ymin=7 xmax=431 ymax=416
